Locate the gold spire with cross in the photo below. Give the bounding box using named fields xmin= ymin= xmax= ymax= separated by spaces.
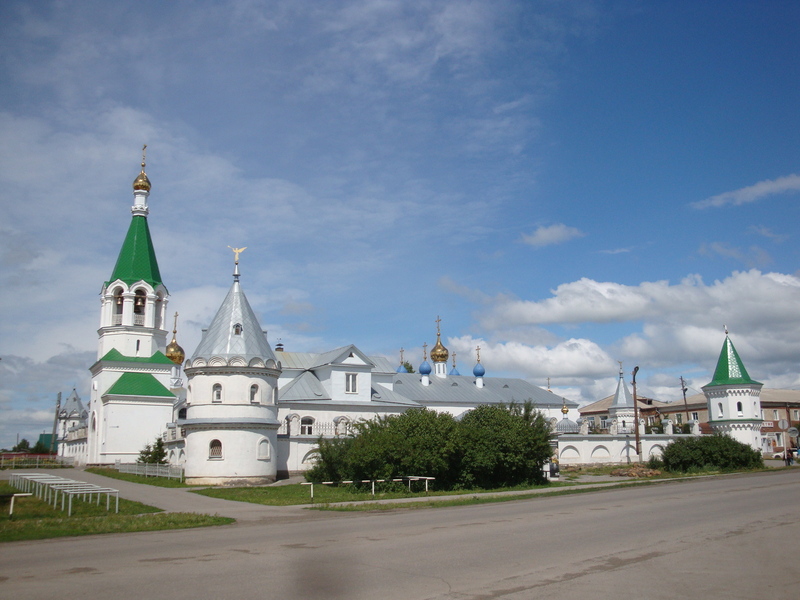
xmin=165 ymin=311 xmax=186 ymax=365
xmin=422 ymin=342 xmax=428 ymax=361
xmin=430 ymin=315 xmax=449 ymax=363
xmin=476 ymin=345 xmax=481 ymax=363
xmin=133 ymin=144 xmax=151 ymax=192
xmin=399 ymin=347 xmax=405 ymax=365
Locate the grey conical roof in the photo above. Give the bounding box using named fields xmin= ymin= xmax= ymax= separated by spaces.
xmin=60 ymin=388 xmax=86 ymax=418
xmin=191 ymin=267 xmax=276 ymax=363
xmin=610 ymin=369 xmax=633 ymax=409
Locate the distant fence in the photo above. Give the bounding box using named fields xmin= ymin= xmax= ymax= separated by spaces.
xmin=0 ymin=454 xmax=72 ymax=470
xmin=116 ymin=462 xmax=184 ymax=481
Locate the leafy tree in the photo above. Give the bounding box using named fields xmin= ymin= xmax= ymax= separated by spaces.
xmin=402 ymin=361 xmax=415 ymax=374
xmin=662 ymin=434 xmax=762 ymax=472
xmin=458 ymin=405 xmax=551 ymax=489
xmin=31 ymin=440 xmax=52 ymax=454
xmin=12 ymin=438 xmax=30 ymax=452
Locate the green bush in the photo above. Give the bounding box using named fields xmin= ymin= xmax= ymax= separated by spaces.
xmin=662 ymin=434 xmax=763 ymax=472
xmin=306 ymin=406 xmax=552 ymax=490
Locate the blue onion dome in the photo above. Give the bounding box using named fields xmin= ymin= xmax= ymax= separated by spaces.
xmin=473 ymin=362 xmax=485 ymax=377
xmin=396 ymin=363 xmax=409 ymax=373
xmin=419 ymin=360 xmax=432 ymax=375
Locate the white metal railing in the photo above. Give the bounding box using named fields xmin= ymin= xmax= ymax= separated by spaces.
xmin=116 ymin=462 xmax=184 ymax=481
xmin=278 ymin=420 xmax=351 ymax=436
xmin=133 ymin=314 xmax=145 ymax=326
xmin=112 ymin=314 xmax=123 ymax=325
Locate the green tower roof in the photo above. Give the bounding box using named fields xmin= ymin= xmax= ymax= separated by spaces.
xmin=705 ymin=336 xmax=762 ymax=387
xmin=104 ymin=372 xmax=174 ymax=398
xmin=106 ymin=215 xmax=163 ymax=288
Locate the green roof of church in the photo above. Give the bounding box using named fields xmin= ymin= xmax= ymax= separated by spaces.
xmin=104 ymin=372 xmax=174 ymax=398
xmin=107 ymin=215 xmax=163 ymax=287
xmin=705 ymin=336 xmax=762 ymax=387
xmin=100 ymin=349 xmax=175 ymax=364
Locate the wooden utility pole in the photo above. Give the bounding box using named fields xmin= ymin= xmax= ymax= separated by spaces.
xmin=50 ymin=392 xmax=61 ymax=454
xmin=632 ymin=366 xmax=641 ymax=462
xmin=680 ymin=376 xmax=690 ymax=427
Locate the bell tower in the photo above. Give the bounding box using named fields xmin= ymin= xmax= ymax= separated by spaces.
xmin=86 ymin=148 xmax=176 ymax=465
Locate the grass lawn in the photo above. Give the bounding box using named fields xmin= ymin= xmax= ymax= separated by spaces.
xmin=86 ymin=467 xmax=192 ymax=488
xmin=0 ymin=482 xmax=233 ymax=542
xmin=194 ymin=479 xmax=577 ymax=506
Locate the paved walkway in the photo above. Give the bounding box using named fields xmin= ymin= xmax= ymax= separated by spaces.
xmin=3 ymin=463 xmax=791 ymax=522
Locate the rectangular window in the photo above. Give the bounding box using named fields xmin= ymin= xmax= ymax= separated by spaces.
xmin=676 ymin=414 xmax=683 ymax=424
xmin=794 ymin=410 xmax=799 ymax=420
xmin=345 ymin=373 xmax=358 ymax=394
xmin=773 ymin=409 xmax=779 ymax=420
xmin=691 ymin=412 xmax=699 ymax=421
xmin=587 ymin=417 xmax=595 ymax=424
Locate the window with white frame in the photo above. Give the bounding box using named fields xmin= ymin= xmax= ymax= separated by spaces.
xmin=300 ymin=417 xmax=314 ymax=435
xmin=212 ymin=383 xmax=222 ymax=403
xmin=209 ymin=439 xmax=223 ymax=459
xmin=691 ymin=412 xmax=699 ymax=421
xmin=676 ymin=413 xmax=683 ymax=424
xmin=773 ymin=409 xmax=779 ymax=420
xmin=737 ymin=402 xmax=744 ymax=417
xmin=250 ymin=384 xmax=259 ymax=403
xmin=345 ymin=373 xmax=358 ymax=394
xmin=794 ymin=409 xmax=799 ymax=420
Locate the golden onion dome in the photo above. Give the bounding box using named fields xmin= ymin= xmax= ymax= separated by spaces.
xmin=133 ymin=145 xmax=151 ymax=191
xmin=166 ymin=335 xmax=185 ymax=365
xmin=165 ymin=312 xmax=185 ymax=365
xmin=133 ymin=166 xmax=151 ymax=192
xmin=430 ymin=334 xmax=449 ymax=363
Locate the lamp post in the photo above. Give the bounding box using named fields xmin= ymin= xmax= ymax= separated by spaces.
xmin=632 ymin=366 xmax=641 ymax=462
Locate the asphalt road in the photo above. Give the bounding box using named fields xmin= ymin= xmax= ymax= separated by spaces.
xmin=2 ymin=470 xmax=799 ymax=599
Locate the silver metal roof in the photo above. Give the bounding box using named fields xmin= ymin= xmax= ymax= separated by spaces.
xmin=610 ymin=371 xmax=633 ymax=409
xmin=191 ymin=275 xmax=277 ymax=363
xmin=392 ymin=373 xmax=577 ymax=409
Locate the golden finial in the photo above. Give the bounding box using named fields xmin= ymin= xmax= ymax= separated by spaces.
xmin=228 ymin=246 xmax=247 ymax=264
xmin=435 ymin=315 xmax=441 ymax=335
xmin=133 ymin=144 xmax=151 ymax=191
xmin=399 ymin=347 xmax=405 ymax=364
xmin=452 ymin=352 xmax=457 ymax=368
xmin=476 ymin=345 xmax=481 ymax=363
xmin=561 ymin=397 xmax=569 ymax=415
xmin=724 ymin=324 xmax=728 ymax=335
xmin=165 ymin=311 xmax=185 ymax=365
xmin=422 ymin=342 xmax=428 ymax=361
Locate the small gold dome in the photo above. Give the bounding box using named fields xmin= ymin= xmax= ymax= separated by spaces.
xmin=166 ymin=335 xmax=185 ymax=365
xmin=133 ymin=167 xmax=151 ymax=192
xmin=430 ymin=334 xmax=449 ymax=363
xmin=165 ymin=312 xmax=184 ymax=365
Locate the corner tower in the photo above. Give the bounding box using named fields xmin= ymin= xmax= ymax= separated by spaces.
xmin=87 ymin=148 xmax=175 ymax=464
xmin=703 ymin=331 xmax=763 ymax=452
xmin=181 ymin=249 xmax=282 ymax=485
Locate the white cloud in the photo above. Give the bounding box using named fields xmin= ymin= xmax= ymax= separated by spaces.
xmin=521 ymin=223 xmax=585 ymax=247
xmin=692 ymin=174 xmax=800 ymax=209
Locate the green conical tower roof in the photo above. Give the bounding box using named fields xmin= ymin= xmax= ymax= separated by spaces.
xmin=106 ymin=215 xmax=163 ymax=288
xmin=705 ymin=335 xmax=762 ymax=387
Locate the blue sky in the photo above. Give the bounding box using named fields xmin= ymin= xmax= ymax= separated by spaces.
xmin=1 ymin=0 xmax=799 ymax=448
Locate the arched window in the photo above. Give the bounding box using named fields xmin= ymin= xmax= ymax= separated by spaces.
xmin=212 ymin=384 xmax=222 ymax=403
xmin=209 ymin=439 xmax=222 ymax=459
xmin=178 ymin=407 xmax=187 ymax=419
xmin=737 ymin=401 xmax=743 ymax=417
xmin=233 ymin=323 xmax=243 ymax=335
xmin=250 ymin=384 xmax=259 ymax=404
xmin=300 ymin=417 xmax=314 ymax=435
xmin=154 ymin=294 xmax=163 ymax=329
xmin=257 ymin=438 xmax=270 ymax=460
xmin=718 ymin=403 xmax=724 ymax=418
xmin=113 ymin=287 xmax=124 ymax=324
xmin=133 ymin=289 xmax=146 ymax=325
